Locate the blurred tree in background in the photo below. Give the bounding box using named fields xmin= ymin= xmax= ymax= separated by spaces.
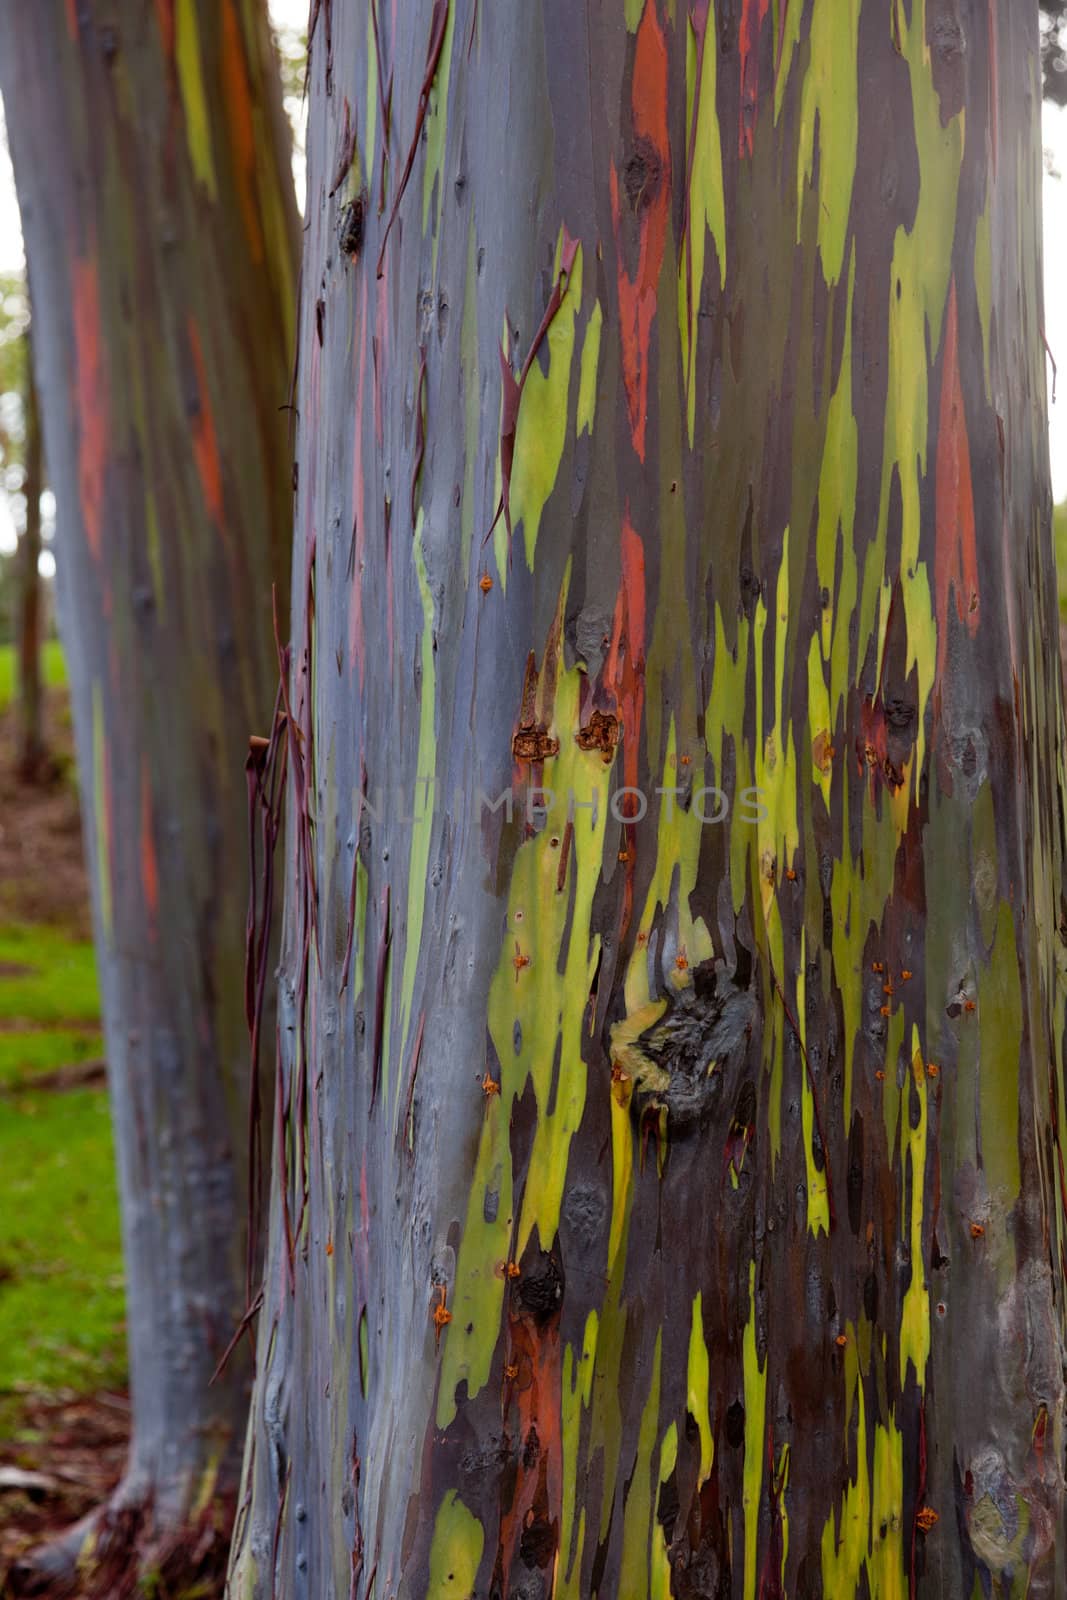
xmin=0 ymin=2 xmax=298 ymax=1592
xmin=15 ymin=323 xmax=44 ymax=780
xmin=0 ymin=274 xmax=51 ymax=778
xmin=1044 ymin=1 xmax=1067 ymax=102
xmin=0 ymin=272 xmax=31 ymax=629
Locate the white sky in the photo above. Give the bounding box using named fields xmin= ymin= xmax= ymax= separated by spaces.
xmin=2 ymin=13 xmax=1067 ymax=498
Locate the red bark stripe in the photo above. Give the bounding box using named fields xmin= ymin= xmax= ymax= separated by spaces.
xmin=141 ymin=759 xmax=159 ymax=926
xmin=935 ymin=280 xmax=979 ymax=678
xmin=72 ymin=255 xmax=108 ymax=562
xmin=155 ymin=0 xmax=175 ymax=54
xmin=739 ymin=0 xmax=769 ymax=156
xmin=606 ymin=514 xmax=647 ymax=927
xmin=494 ymin=1307 xmax=563 ymax=1589
xmin=222 ymin=0 xmax=264 ymax=260
xmin=611 ymin=0 xmax=670 ymax=463
xmin=187 ymin=318 xmax=226 ymax=528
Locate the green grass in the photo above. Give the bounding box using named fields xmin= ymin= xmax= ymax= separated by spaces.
xmin=1056 ymin=501 xmax=1067 ymax=620
xmin=0 ymin=924 xmax=100 ymax=1026
xmin=0 ymin=921 xmax=124 ymax=1399
xmin=0 ymin=1027 xmax=104 ymax=1090
xmin=0 ymin=1087 xmax=124 ymax=1393
xmin=0 ymin=637 xmax=66 ymax=713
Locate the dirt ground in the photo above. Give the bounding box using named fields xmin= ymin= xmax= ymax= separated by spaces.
xmin=0 ymin=696 xmax=90 ymax=938
xmin=0 ymin=692 xmax=129 ymax=1596
xmin=0 ymin=1395 xmax=127 ymax=1593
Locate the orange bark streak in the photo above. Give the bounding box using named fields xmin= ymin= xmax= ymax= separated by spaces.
xmin=155 ymin=0 xmax=175 ymax=54
xmin=739 ymin=0 xmax=769 ymax=156
xmin=611 ymin=0 xmax=670 ymax=463
xmin=935 ymin=281 xmax=980 ymax=679
xmin=187 ymin=319 xmax=226 ymax=528
xmin=494 ymin=1308 xmax=563 ymax=1588
xmin=222 ymin=0 xmax=264 ymax=260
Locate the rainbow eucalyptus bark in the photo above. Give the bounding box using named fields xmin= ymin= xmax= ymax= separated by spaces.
xmin=0 ymin=0 xmax=298 ymax=1577
xmin=232 ymin=2 xmax=1067 ymax=1595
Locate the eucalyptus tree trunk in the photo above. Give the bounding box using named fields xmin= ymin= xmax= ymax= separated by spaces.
xmin=232 ymin=2 xmax=1067 ymax=1596
xmin=15 ymin=327 xmax=44 ymax=782
xmin=0 ymin=0 xmax=298 ymax=1584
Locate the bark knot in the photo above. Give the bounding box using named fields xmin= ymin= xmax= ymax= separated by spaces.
xmin=622 ymin=136 xmax=663 ymax=213
xmin=575 ymin=710 xmax=620 ymax=755
xmin=514 ymin=1247 xmax=564 ymax=1326
xmin=512 ymin=726 xmax=560 ymax=763
xmin=337 ymin=192 xmax=367 ymax=260
xmin=609 ymin=956 xmax=757 ymax=1136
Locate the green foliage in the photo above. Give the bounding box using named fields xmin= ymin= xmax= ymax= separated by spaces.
xmin=1044 ymin=2 xmax=1067 ymax=104
xmin=0 ymin=270 xmax=28 ymax=401
xmin=0 ymin=271 xmax=28 ymax=488
xmin=0 ymin=923 xmax=123 ymax=1398
xmin=0 ymin=636 xmax=65 ymax=710
xmin=272 ymin=22 xmax=307 ymax=107
xmin=271 ymin=19 xmax=308 ymax=198
xmin=0 ymin=273 xmax=50 ymax=650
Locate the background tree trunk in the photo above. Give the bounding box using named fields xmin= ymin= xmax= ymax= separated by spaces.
xmin=0 ymin=0 xmax=298 ymax=1581
xmin=233 ymin=2 xmax=1067 ymax=1595
xmin=15 ymin=324 xmax=44 ymax=782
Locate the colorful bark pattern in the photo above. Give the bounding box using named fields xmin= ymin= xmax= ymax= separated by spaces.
xmin=0 ymin=0 xmax=297 ymax=1542
xmin=234 ymin=3 xmax=1067 ymax=1597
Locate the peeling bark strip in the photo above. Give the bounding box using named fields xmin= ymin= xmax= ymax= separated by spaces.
xmin=234 ymin=3 xmax=1067 ymax=1597
xmin=0 ymin=0 xmax=299 ymax=1580
xmin=375 ymin=0 xmax=450 ymax=278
